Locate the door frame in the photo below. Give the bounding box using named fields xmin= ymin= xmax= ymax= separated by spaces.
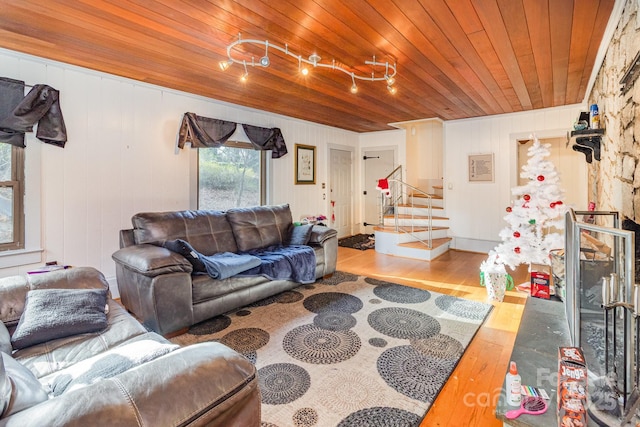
xmin=360 ymin=145 xmax=397 ymax=230
xmin=328 ymin=143 xmax=355 ymax=236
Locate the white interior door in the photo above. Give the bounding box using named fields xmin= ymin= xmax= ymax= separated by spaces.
xmin=363 ymin=149 xmax=395 ymax=228
xmin=329 ymin=148 xmax=353 ymax=238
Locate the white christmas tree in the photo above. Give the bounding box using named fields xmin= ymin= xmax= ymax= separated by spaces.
xmin=483 ymin=135 xmax=567 ymax=273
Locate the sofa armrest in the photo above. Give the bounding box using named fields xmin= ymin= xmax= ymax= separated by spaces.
xmin=0 ymin=342 xmax=261 ymax=427
xmin=309 ymin=225 xmax=338 ymax=245
xmin=309 ymin=225 xmax=338 ymax=277
xmin=113 ymin=245 xmax=194 ymax=334
xmin=112 ymin=244 xmax=193 ymax=277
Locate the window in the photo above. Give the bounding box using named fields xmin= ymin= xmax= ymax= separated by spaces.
xmin=198 ymin=141 xmax=266 ymax=210
xmin=0 ymin=143 xmax=24 ymax=251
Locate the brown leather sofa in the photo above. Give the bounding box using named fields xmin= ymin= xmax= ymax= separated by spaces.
xmin=112 ymin=204 xmax=338 ymax=336
xmin=0 ymin=267 xmax=260 ymax=426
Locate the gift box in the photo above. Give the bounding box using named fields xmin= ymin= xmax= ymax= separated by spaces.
xmin=530 ymin=263 xmax=553 ymax=299
xmin=558 ymin=347 xmax=588 ymax=427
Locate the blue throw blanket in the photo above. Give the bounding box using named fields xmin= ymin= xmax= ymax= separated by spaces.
xmin=240 ymin=245 xmax=316 ymax=284
xmin=199 ymin=252 xmax=262 ymax=280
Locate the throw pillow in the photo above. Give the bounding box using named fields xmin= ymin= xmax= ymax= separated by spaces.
xmin=289 ymin=224 xmax=314 ymax=245
xmin=1 ymin=352 xmax=49 ymax=416
xmin=163 ymin=239 xmax=207 ymax=273
xmin=11 ymin=288 xmax=108 ymax=350
xmin=0 ymin=322 xmax=11 ymax=355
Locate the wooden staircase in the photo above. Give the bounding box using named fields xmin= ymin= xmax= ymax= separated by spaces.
xmin=373 ymin=184 xmax=452 ymax=261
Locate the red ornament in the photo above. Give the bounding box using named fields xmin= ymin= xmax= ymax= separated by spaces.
xmin=514 ymin=247 xmax=521 ymax=254
xmin=523 ymin=194 xmax=531 ymax=201
xmin=550 ymin=202 xmax=556 ymax=208
xmin=537 ymin=175 xmax=545 ymax=181
xmin=513 ymin=231 xmax=520 ymax=238
xmin=506 ymin=206 xmax=512 ymax=213
xmin=555 ymin=201 xmax=563 ymax=205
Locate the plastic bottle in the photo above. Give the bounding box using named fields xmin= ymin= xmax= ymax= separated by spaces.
xmin=590 ymin=104 xmax=600 ymax=129
xmin=506 ymin=361 xmax=522 ymax=406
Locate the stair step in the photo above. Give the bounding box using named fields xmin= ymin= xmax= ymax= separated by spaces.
xmin=397 ymin=203 xmax=443 ymax=210
xmin=384 ymin=214 xmax=448 ymax=221
xmin=397 ymin=238 xmax=452 ymax=250
xmin=373 ymin=225 xmax=449 ymax=233
xmin=432 ymin=185 xmax=443 ymax=190
xmin=410 ymin=193 xmax=443 ymax=200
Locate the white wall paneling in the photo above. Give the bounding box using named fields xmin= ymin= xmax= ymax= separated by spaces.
xmin=444 ymin=105 xmax=585 ymax=252
xmin=0 ymin=48 xmax=358 ymax=296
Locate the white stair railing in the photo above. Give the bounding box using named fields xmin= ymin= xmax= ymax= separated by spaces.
xmin=377 ymin=168 xmax=433 ymax=248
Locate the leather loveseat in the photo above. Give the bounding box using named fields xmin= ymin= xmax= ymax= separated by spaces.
xmin=112 ymin=204 xmax=338 ymax=336
xmin=0 ymin=267 xmax=260 ymax=426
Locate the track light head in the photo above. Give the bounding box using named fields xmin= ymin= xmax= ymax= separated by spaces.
xmin=219 ymin=60 xmax=233 ymax=71
xmin=240 ymin=61 xmax=249 ymax=81
xmin=309 ymin=53 xmax=321 ymax=66
xmin=301 ymin=67 xmax=309 ymax=76
xmin=350 ymin=73 xmax=358 ymax=94
xmin=385 ymin=75 xmax=395 ymax=85
xmin=260 ymin=41 xmax=270 ymax=67
xmin=387 ymin=85 xmax=397 ymax=95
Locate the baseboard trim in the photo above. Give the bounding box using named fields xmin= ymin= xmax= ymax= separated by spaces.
xmin=450 ymin=237 xmax=499 ymax=254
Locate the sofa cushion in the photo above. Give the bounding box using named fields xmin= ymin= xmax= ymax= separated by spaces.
xmin=132 ymin=210 xmax=238 ymax=255
xmin=43 ymin=332 xmax=178 ymax=396
xmin=1 ymin=352 xmax=49 ymax=416
xmin=191 ymin=274 xmax=270 ymax=304
xmin=11 ymin=288 xmax=108 ymax=350
xmin=0 ymin=322 xmax=11 ymax=355
xmin=163 ymin=239 xmax=207 ymax=273
xmin=288 ymin=224 xmax=313 ymax=245
xmin=226 ymin=204 xmax=293 ymax=251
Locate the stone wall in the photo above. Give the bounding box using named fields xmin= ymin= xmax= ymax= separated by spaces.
xmin=589 ymin=0 xmax=640 ymax=221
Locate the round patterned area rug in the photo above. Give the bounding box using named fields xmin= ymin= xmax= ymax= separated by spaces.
xmin=171 ymin=272 xmax=492 ymax=427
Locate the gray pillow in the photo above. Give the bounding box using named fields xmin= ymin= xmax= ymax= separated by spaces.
xmin=1 ymin=353 xmax=49 ymax=416
xmin=289 ymin=224 xmax=313 ymax=245
xmin=11 ymin=288 xmax=108 ymax=350
xmin=0 ymin=322 xmax=11 ymax=355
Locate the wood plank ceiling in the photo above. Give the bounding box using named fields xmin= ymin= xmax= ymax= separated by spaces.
xmin=0 ymin=0 xmax=615 ymax=133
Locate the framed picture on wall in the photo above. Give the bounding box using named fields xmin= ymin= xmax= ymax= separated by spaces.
xmin=468 ymin=153 xmax=494 ymax=182
xmin=295 ymin=144 xmax=316 ymax=184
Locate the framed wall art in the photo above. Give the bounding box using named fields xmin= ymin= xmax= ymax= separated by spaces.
xmin=468 ymin=153 xmax=494 ymax=182
xmin=295 ymin=144 xmax=316 ymax=184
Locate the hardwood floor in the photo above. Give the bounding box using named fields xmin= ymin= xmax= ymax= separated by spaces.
xmin=336 ymin=247 xmax=530 ymax=427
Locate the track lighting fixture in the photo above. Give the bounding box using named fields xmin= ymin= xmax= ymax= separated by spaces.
xmin=219 ymin=34 xmax=398 ymax=94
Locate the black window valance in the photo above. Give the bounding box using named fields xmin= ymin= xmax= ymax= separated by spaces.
xmin=177 ymin=112 xmax=287 ymax=159
xmin=0 ymin=77 xmax=68 ymax=148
